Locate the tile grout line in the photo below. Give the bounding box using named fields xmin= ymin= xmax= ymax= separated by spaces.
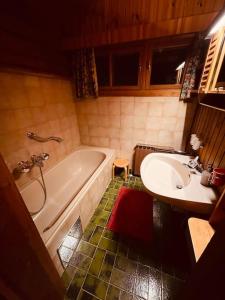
xmin=66 ymin=176 xmax=160 ymax=300
xmin=77 ymin=196 xmax=113 ymax=300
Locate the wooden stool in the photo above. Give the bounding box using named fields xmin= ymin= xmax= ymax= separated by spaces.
xmin=112 ymin=159 xmax=129 ymax=181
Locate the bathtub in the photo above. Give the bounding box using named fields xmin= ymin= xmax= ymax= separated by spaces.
xmin=20 ymin=146 xmax=115 ymax=273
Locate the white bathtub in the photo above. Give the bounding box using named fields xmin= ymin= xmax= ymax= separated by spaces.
xmin=20 ymin=146 xmax=115 ymax=273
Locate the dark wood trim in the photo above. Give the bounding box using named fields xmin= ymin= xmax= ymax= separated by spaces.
xmin=199 ymin=93 xmax=225 ymax=111
xmin=0 ymin=154 xmax=64 ymax=300
xmin=99 ymin=88 xmax=181 ymax=97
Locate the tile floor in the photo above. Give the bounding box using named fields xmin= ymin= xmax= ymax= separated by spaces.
xmin=62 ymin=176 xmax=191 ymax=300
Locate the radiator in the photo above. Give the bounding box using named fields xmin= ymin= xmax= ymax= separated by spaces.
xmin=132 ymin=144 xmax=174 ymax=176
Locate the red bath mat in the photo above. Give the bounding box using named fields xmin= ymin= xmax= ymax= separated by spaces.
xmin=107 ymin=187 xmax=153 ymax=243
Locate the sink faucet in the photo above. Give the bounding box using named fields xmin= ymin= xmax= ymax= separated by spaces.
xmin=187 ymin=156 xmax=203 ymax=172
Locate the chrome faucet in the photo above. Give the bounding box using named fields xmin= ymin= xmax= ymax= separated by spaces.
xmin=13 ymin=153 xmax=50 ymax=179
xmin=27 ymin=132 xmax=63 ymax=143
xmin=187 ymin=156 xmax=203 ymax=172
xmin=13 ymin=160 xmax=33 ymax=177
xmin=31 ymin=153 xmax=50 ymax=167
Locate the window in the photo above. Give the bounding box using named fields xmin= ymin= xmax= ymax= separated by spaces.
xmin=95 ymin=37 xmax=191 ymax=95
xmin=95 ymin=55 xmax=110 ymax=86
xmin=112 ymin=52 xmax=139 ymax=86
xmin=150 ymin=47 xmax=187 ymax=85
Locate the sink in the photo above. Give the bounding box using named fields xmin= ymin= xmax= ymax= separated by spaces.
xmin=140 ymin=153 xmax=217 ymax=214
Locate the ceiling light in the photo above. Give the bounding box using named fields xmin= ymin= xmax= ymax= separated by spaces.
xmin=208 ymin=12 xmax=225 ymax=36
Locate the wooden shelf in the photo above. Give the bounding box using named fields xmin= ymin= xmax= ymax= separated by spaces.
xmin=188 ymin=218 xmax=215 ymax=262
xmin=199 ymin=93 xmax=225 ymax=111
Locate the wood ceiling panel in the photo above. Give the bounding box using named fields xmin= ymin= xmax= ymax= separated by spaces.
xmin=156 ymin=0 xmax=185 ymax=21
xmin=183 ymin=0 xmax=225 ymax=17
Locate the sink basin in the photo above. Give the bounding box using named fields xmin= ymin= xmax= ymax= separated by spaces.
xmin=140 ymin=153 xmax=217 ymax=214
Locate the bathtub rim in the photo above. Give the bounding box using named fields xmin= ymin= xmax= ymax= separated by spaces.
xmin=45 ymin=146 xmax=115 ymax=262
xmin=20 ymin=145 xmax=115 ymax=245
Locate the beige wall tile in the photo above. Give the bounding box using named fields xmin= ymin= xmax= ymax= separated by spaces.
xmin=148 ymin=102 xmax=163 ymax=117
xmin=146 ymin=117 xmax=162 ymax=130
xmin=162 ymin=100 xmax=179 ymax=117
xmin=0 ymin=71 xmax=80 ymax=189
xmin=134 ymin=101 xmax=149 ymax=116
xmin=121 ymin=98 xmax=134 ymax=115
xmin=77 ymin=96 xmax=186 ymax=162
xmin=160 ymin=117 xmax=177 ymax=131
xmin=120 ymin=128 xmax=133 ymax=139
xmin=121 ymin=115 xmax=134 ymax=128
xmin=133 ymin=116 xmax=147 ymax=129
xmin=108 ymin=101 xmax=121 ymax=115
xmin=109 ymin=138 xmax=120 ymax=149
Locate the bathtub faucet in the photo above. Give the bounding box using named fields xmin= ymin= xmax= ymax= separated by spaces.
xmin=13 ymin=153 xmax=50 ymax=179
xmin=27 ymin=132 xmax=63 ymax=143
xmin=31 ymin=153 xmax=50 ymax=167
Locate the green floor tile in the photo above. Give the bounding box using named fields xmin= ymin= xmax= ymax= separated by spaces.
xmin=66 ymin=268 xmax=86 ymax=299
xmin=103 ymin=229 xmax=119 ymax=241
xmin=89 ymin=248 xmax=106 ymax=276
xmin=117 ymin=242 xmax=128 ymax=257
xmin=89 ymin=226 xmax=104 ymax=246
xmin=99 ymin=237 xmax=118 ymax=253
xmin=115 ymin=256 xmax=137 ymax=274
xmin=77 ymin=241 xmax=96 ymax=258
xmin=61 ymin=265 xmax=76 ymax=289
xmin=83 ymin=274 xmax=108 ymax=300
xmin=133 ymin=264 xmax=149 ymax=300
xmin=82 ymin=223 xmax=96 ymax=242
xmin=99 ymin=252 xmax=115 ymax=282
xmin=77 ymin=290 xmax=98 ymax=299
xmin=98 ymin=197 xmax=108 ymax=209
xmin=120 ymin=291 xmax=133 ymax=300
xmin=110 ymin=268 xmax=136 ymax=293
xmin=105 ymin=200 xmax=115 ymax=211
xmin=69 ymin=252 xmax=92 ymax=271
xmin=106 ymin=285 xmax=120 ymax=300
xmin=92 ymin=210 xmax=110 ymax=226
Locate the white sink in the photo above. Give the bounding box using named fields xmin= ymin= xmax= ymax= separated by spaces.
xmin=140 ymin=153 xmax=217 ymax=214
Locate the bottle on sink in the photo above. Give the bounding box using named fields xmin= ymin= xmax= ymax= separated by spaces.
xmin=200 ymin=164 xmax=213 ymax=186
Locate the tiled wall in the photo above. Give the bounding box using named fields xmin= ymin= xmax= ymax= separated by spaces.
xmin=76 ymin=96 xmax=187 ymax=165
xmin=0 ymin=70 xmax=80 ymax=188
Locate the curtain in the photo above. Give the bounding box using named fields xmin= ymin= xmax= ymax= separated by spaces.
xmin=73 ymin=48 xmax=98 ymax=99
xmin=179 ymin=38 xmax=205 ymax=101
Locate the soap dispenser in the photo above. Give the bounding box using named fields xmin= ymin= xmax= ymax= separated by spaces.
xmin=200 ymin=164 xmax=213 ymax=186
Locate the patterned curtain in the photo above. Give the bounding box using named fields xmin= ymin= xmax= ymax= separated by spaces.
xmin=73 ymin=48 xmax=98 ymax=99
xmin=179 ymin=38 xmax=205 ymax=101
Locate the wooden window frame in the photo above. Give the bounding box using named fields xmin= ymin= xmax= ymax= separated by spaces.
xmin=95 ymin=34 xmax=194 ymax=96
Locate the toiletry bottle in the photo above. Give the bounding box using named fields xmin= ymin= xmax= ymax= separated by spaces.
xmin=200 ymin=164 xmax=213 ymax=186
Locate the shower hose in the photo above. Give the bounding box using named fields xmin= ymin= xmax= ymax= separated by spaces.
xmin=30 ymin=165 xmax=47 ymax=216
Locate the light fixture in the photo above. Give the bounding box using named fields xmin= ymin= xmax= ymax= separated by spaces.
xmin=208 ymin=12 xmax=225 ymax=37
xmin=176 ymin=61 xmax=185 ymax=71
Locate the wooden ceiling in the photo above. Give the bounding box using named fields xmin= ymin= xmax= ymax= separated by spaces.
xmin=62 ymin=0 xmax=225 ymax=49
xmin=1 ymin=0 xmax=225 ymax=50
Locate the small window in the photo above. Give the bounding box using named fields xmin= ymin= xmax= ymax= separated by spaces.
xmin=95 ymin=55 xmax=110 ymax=86
xmin=112 ymin=52 xmax=139 ymax=86
xmin=150 ymin=47 xmax=187 ymax=85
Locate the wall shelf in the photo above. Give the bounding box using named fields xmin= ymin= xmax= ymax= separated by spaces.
xmin=199 ymin=93 xmax=225 ymax=111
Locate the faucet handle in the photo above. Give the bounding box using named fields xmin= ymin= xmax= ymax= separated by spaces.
xmin=17 ymin=160 xmax=32 ymax=172
xmin=40 ymin=153 xmax=49 ymax=160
